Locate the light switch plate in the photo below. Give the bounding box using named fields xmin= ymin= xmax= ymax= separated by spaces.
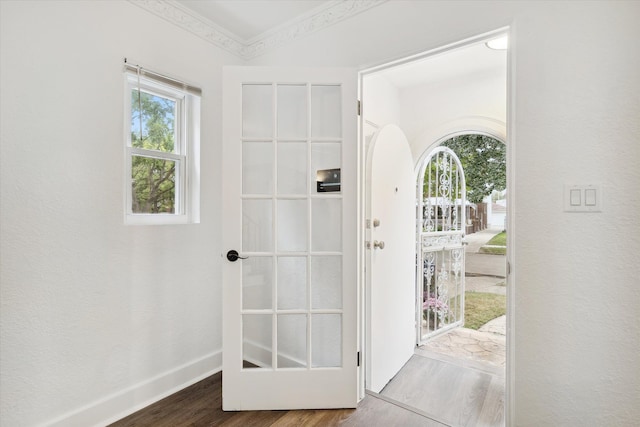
xmin=564 ymin=184 xmax=602 ymax=212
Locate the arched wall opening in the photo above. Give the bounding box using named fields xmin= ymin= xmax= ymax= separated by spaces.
xmin=413 ymin=119 xmax=507 ymax=171
xmin=415 ymin=131 xmax=508 ymax=342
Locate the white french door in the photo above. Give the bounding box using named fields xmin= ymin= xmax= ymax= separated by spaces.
xmin=222 ymin=67 xmax=358 ymax=410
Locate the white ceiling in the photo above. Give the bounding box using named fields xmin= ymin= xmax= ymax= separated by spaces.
xmin=135 ymin=0 xmax=383 ymax=59
xmin=176 ymin=0 xmax=330 ymax=41
xmin=375 ymin=40 xmax=507 ymax=90
xmin=139 ymin=1 xmax=506 ymax=87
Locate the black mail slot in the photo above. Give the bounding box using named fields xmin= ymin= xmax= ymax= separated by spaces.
xmin=316 ymin=168 xmax=341 ymax=192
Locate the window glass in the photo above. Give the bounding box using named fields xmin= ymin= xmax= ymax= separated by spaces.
xmin=131 ymin=156 xmax=177 ymax=214
xmin=131 ymin=90 xmax=177 ymax=153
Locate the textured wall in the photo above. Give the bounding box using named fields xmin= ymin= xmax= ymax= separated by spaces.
xmin=400 ymin=69 xmax=507 ymax=159
xmin=252 ymin=1 xmax=640 ymax=424
xmin=0 ymin=1 xmax=239 ymax=425
xmin=2 ymin=1 xmax=639 ymax=426
xmin=512 ymin=2 xmax=640 ymax=423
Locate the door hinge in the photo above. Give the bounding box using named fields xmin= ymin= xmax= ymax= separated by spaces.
xmin=357 ymin=100 xmax=361 ymax=116
xmin=357 ymin=351 xmax=361 ymax=367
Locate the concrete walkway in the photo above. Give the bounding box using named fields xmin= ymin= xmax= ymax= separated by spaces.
xmin=420 ymin=228 xmax=507 ymax=367
xmin=465 ymin=228 xmax=506 ymax=279
xmin=466 ymin=228 xmax=506 ymax=296
xmin=420 ymin=324 xmax=506 ymax=367
xmin=464 ymin=228 xmax=504 ymax=253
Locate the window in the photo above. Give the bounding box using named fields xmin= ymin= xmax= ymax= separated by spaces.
xmin=124 ymin=63 xmax=200 ymax=224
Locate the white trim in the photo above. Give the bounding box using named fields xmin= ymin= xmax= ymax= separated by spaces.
xmin=129 ymin=0 xmax=386 ymax=59
xmin=505 ymin=24 xmax=517 ymax=427
xmin=359 ymin=27 xmax=510 ymax=75
xmin=44 ymin=351 xmax=222 ymax=427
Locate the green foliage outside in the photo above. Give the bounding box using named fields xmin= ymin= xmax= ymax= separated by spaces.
xmin=440 ymin=134 xmax=506 ymax=204
xmin=131 ymin=90 xmax=177 ymax=213
xmin=479 ymin=231 xmax=507 ymax=255
xmin=486 ymin=231 xmax=506 ymax=246
xmin=479 ymin=246 xmax=506 ymax=255
xmin=463 ymin=292 xmax=506 ymax=330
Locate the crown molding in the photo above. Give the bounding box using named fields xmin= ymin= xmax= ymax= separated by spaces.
xmin=129 ymin=0 xmax=386 ymax=60
xmin=129 ymin=0 xmax=245 ymax=56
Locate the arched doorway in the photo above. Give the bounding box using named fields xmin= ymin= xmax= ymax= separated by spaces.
xmin=417 ymin=133 xmax=507 ymax=365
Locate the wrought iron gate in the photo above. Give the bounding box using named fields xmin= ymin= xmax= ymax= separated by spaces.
xmin=417 ymin=147 xmax=466 ymax=342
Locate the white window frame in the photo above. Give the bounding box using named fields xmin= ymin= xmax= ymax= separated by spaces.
xmin=124 ymin=68 xmax=200 ymax=225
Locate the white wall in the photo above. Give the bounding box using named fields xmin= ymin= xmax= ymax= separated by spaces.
xmin=252 ymin=1 xmax=640 ymax=425
xmin=361 ymin=73 xmax=401 ymax=159
xmin=2 ymin=1 xmax=639 ymax=426
xmin=400 ymin=68 xmax=507 ymax=160
xmin=0 ymin=1 xmax=241 ymax=425
xmin=400 ymin=69 xmax=506 ymax=142
xmin=362 ymin=74 xmax=401 ymax=131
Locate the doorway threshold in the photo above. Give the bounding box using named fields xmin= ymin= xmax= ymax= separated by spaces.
xmin=419 ymin=325 xmax=506 ymax=369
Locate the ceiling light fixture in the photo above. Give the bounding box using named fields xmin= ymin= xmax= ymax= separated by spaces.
xmin=486 ymin=36 xmax=508 ymax=50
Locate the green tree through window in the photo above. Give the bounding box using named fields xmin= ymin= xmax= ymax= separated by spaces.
xmin=130 ymin=90 xmax=177 ymax=214
xmin=440 ymin=134 xmax=506 ymax=204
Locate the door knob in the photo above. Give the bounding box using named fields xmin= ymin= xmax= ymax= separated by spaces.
xmin=373 ymin=240 xmax=385 ymax=250
xmin=226 ymin=250 xmax=247 ymax=262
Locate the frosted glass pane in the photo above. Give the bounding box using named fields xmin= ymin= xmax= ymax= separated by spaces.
xmin=243 ymin=142 xmax=273 ymax=195
xmin=243 ymin=84 xmax=273 ymax=138
xmin=311 ymin=143 xmax=341 ymax=194
xmin=243 ymin=314 xmax=272 ymax=369
xmin=277 ymin=199 xmax=307 ymax=252
xmin=312 ymin=199 xmax=341 ymax=252
xmin=242 ymin=257 xmax=273 ymax=310
xmin=311 ymin=256 xmax=342 ymax=309
xmin=277 ymin=143 xmax=307 ymax=195
xmin=277 ymin=257 xmax=307 ymax=310
xmin=277 ymin=85 xmax=307 ymax=139
xmin=311 ymin=85 xmax=341 ymax=138
xmin=243 ymin=199 xmax=273 ymax=252
xmin=312 ymin=314 xmax=341 ymax=368
xmin=277 ymin=314 xmax=307 ymax=368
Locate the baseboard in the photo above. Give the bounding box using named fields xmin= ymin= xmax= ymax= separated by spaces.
xmin=45 ymin=350 xmax=222 ymax=427
xmin=243 ymin=339 xmax=305 ymax=368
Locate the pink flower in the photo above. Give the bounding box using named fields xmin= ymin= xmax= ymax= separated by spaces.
xmin=423 ymin=297 xmax=449 ymax=314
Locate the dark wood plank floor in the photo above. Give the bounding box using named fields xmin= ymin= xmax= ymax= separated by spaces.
xmin=109 ymin=371 xmax=447 ymax=426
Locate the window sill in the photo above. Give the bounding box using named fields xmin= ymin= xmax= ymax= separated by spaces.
xmin=125 ymin=214 xmax=199 ymax=226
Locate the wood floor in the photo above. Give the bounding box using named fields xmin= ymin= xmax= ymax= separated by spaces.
xmin=110 ymin=350 xmax=504 ymax=427
xmin=109 ymin=372 xmax=446 ymax=427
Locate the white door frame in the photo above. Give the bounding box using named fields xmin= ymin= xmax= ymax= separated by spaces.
xmin=357 ymin=27 xmax=515 ymax=424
